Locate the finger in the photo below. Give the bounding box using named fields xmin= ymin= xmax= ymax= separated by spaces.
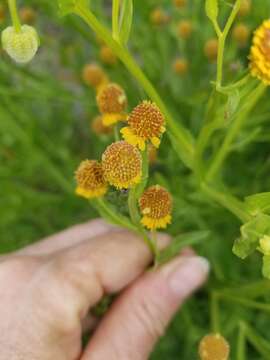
xmin=16 ymin=219 xmax=116 ymax=256
xmin=82 ymin=255 xmax=209 ymax=360
xmin=45 ymin=231 xmax=170 ymax=322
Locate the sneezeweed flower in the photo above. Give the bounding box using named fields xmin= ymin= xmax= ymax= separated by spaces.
xmin=100 ymin=45 xmax=118 ymax=66
xmin=198 ymin=333 xmax=230 ymax=360
xmin=19 ymin=7 xmax=36 ymax=25
xmin=139 ymin=185 xmax=172 ymax=230
xmin=150 ymin=7 xmax=169 ymax=26
xmin=75 ymin=160 xmax=108 ymax=199
xmin=1 ymin=25 xmax=39 ymax=63
xmin=82 ymin=63 xmax=108 ymax=90
xmin=178 ymin=20 xmax=193 ymax=39
xmin=96 ymin=83 xmax=127 ymax=126
xmin=204 ymin=38 xmax=218 ymax=62
xmin=249 ymin=20 xmax=270 ymax=85
xmin=173 ymin=57 xmax=188 ymax=75
xmin=238 ymin=0 xmax=251 ymax=17
xmin=121 ymin=101 xmax=166 ymax=151
xmin=91 ymin=115 xmax=113 ymax=136
xmin=102 ymin=141 xmax=142 ymax=189
xmin=232 ymin=23 xmax=250 ymax=48
xmin=173 ymin=0 xmax=187 ymax=8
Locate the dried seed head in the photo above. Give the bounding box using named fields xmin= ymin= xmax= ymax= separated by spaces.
xmin=82 ymin=63 xmax=108 ymax=89
xmin=178 ymin=20 xmax=193 ymax=39
xmin=173 ymin=57 xmax=189 ymax=75
xmin=173 ymin=0 xmax=187 ymax=8
xmin=75 ymin=160 xmax=107 ymax=199
xmin=204 ymin=38 xmax=218 ymax=62
xmin=1 ymin=25 xmax=39 ymax=63
xmin=150 ymin=8 xmax=169 ymax=26
xmin=238 ymin=0 xmax=251 ymax=17
xmin=198 ymin=333 xmax=230 ymax=360
xmin=102 ymin=141 xmax=142 ymax=189
xmin=100 ymin=45 xmax=118 ymax=65
xmin=249 ymin=20 xmax=270 ymax=85
xmin=233 ymin=23 xmax=250 ymax=47
xmin=121 ymin=101 xmax=166 ymax=151
xmin=91 ymin=115 xmax=113 ymax=135
xmin=19 ymin=7 xmax=37 ymax=24
xmin=139 ymin=185 xmax=172 ymax=230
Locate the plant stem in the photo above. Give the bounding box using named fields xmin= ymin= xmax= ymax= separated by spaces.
xmin=8 ymin=0 xmax=21 ymax=32
xmin=112 ymin=0 xmax=120 ymax=41
xmin=75 ymin=5 xmax=195 ymax=169
xmin=206 ymin=83 xmax=266 ymax=183
xmin=237 ymin=322 xmax=246 ymax=360
xmin=210 ymin=292 xmax=220 ymax=333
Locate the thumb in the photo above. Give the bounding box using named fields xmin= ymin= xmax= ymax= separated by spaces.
xmin=82 ymin=255 xmax=209 ymax=360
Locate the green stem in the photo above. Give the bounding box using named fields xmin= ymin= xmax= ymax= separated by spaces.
xmin=206 ymin=83 xmax=266 ymax=183
xmin=201 ymin=183 xmax=251 ymax=223
xmin=210 ymin=292 xmax=220 ymax=333
xmin=237 ymin=322 xmax=246 ymax=360
xmin=216 ymin=0 xmax=242 ymax=88
xmin=75 ymin=5 xmax=195 ymax=169
xmin=112 ymin=0 xmax=120 ymax=41
xmin=8 ymin=0 xmax=21 ymax=32
xmin=128 ymin=187 xmax=141 ymax=225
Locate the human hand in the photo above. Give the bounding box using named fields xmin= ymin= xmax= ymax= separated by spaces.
xmin=0 ymin=219 xmax=209 ymax=360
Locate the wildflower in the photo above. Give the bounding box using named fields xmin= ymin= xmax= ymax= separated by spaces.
xmin=1 ymin=25 xmax=39 ymax=63
xmin=238 ymin=0 xmax=251 ymax=17
xmin=173 ymin=0 xmax=187 ymax=8
xmin=178 ymin=20 xmax=193 ymax=39
xmin=249 ymin=20 xmax=270 ymax=85
xmin=100 ymin=45 xmax=118 ymax=66
xmin=121 ymin=101 xmax=166 ymax=151
xmin=150 ymin=7 xmax=169 ymax=26
xmin=198 ymin=333 xmax=230 ymax=360
xmin=102 ymin=141 xmax=142 ymax=189
xmin=96 ymin=83 xmax=127 ymax=126
xmin=204 ymin=38 xmax=218 ymax=62
xmin=232 ymin=23 xmax=250 ymax=48
xmin=139 ymin=185 xmax=172 ymax=230
xmin=75 ymin=160 xmax=108 ymax=199
xmin=82 ymin=63 xmax=108 ymax=90
xmin=91 ymin=115 xmax=113 ymax=135
xmin=173 ymin=57 xmax=188 ymax=75
xmin=260 ymin=235 xmax=270 ymax=255
xmin=19 ymin=7 xmax=36 ymax=25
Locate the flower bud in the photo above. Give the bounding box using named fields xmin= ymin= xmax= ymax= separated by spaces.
xmin=1 ymin=25 xmax=39 ymax=64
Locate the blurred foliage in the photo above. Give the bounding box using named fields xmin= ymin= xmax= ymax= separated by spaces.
xmin=1 ymin=0 xmax=270 ymax=358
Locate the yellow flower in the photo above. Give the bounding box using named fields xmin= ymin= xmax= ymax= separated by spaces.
xmin=96 ymin=83 xmax=127 ymax=126
xmin=82 ymin=63 xmax=108 ymax=90
xmin=75 ymin=160 xmax=108 ymax=199
xmin=1 ymin=25 xmax=39 ymax=63
xmin=121 ymin=101 xmax=166 ymax=151
xmin=249 ymin=20 xmax=270 ymax=85
xmin=233 ymin=23 xmax=250 ymax=48
xmin=173 ymin=0 xmax=187 ymax=8
xmin=100 ymin=45 xmax=118 ymax=66
xmin=238 ymin=0 xmax=251 ymax=17
xmin=19 ymin=7 xmax=36 ymax=25
xmin=198 ymin=333 xmax=230 ymax=360
xmin=139 ymin=185 xmax=172 ymax=230
xmin=150 ymin=7 xmax=170 ymax=26
xmin=91 ymin=115 xmax=113 ymax=136
xmin=102 ymin=141 xmax=142 ymax=189
xmin=204 ymin=38 xmax=218 ymax=62
xmin=177 ymin=20 xmax=193 ymax=39
xmin=173 ymin=57 xmax=189 ymax=75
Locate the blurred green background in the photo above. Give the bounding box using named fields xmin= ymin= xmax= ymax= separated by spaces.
xmin=1 ymin=0 xmax=270 ymax=358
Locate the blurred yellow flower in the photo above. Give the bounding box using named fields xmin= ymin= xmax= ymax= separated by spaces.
xmin=198 ymin=333 xmax=230 ymax=360
xmin=82 ymin=63 xmax=108 ymax=90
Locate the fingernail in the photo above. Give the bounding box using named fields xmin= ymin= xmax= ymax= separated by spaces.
xmin=165 ymin=256 xmax=210 ymax=297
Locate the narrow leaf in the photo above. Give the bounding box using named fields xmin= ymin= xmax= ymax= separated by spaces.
xmin=205 ymin=0 xmax=219 ymax=22
xmin=119 ymin=0 xmax=133 ymax=45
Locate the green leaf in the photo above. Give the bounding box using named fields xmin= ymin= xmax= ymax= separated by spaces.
xmin=119 ymin=0 xmax=133 ymax=45
xmin=262 ymin=255 xmax=270 ymax=279
xmin=224 ymin=89 xmax=240 ymax=121
xmin=205 ymin=0 xmax=219 ymax=22
xmin=58 ymin=0 xmax=89 ymax=16
xmin=233 ymin=214 xmax=270 ymax=259
xmin=244 ymin=192 xmax=270 ymax=216
xmin=158 ymin=231 xmax=210 ymax=265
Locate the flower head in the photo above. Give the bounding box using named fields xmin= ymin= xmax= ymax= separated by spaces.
xmin=102 ymin=141 xmax=142 ymax=189
xmin=204 ymin=38 xmax=218 ymax=62
xmin=19 ymin=7 xmax=36 ymax=25
xmin=139 ymin=185 xmax=172 ymax=230
xmin=199 ymin=333 xmax=230 ymax=360
xmin=238 ymin=0 xmax=251 ymax=17
xmin=150 ymin=7 xmax=169 ymax=26
xmin=173 ymin=0 xmax=187 ymax=8
xmin=121 ymin=101 xmax=166 ymax=151
xmin=82 ymin=63 xmax=108 ymax=90
xmin=249 ymin=20 xmax=270 ymax=85
xmin=91 ymin=115 xmax=113 ymax=135
xmin=173 ymin=57 xmax=189 ymax=75
xmin=233 ymin=23 xmax=250 ymax=48
xmin=1 ymin=25 xmax=39 ymax=63
xmin=100 ymin=45 xmax=118 ymax=66
xmin=178 ymin=20 xmax=193 ymax=39
xmin=96 ymin=83 xmax=127 ymax=126
xmin=75 ymin=160 xmax=108 ymax=199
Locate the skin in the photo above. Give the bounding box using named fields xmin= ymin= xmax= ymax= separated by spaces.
xmin=0 ymin=219 xmax=209 ymax=360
